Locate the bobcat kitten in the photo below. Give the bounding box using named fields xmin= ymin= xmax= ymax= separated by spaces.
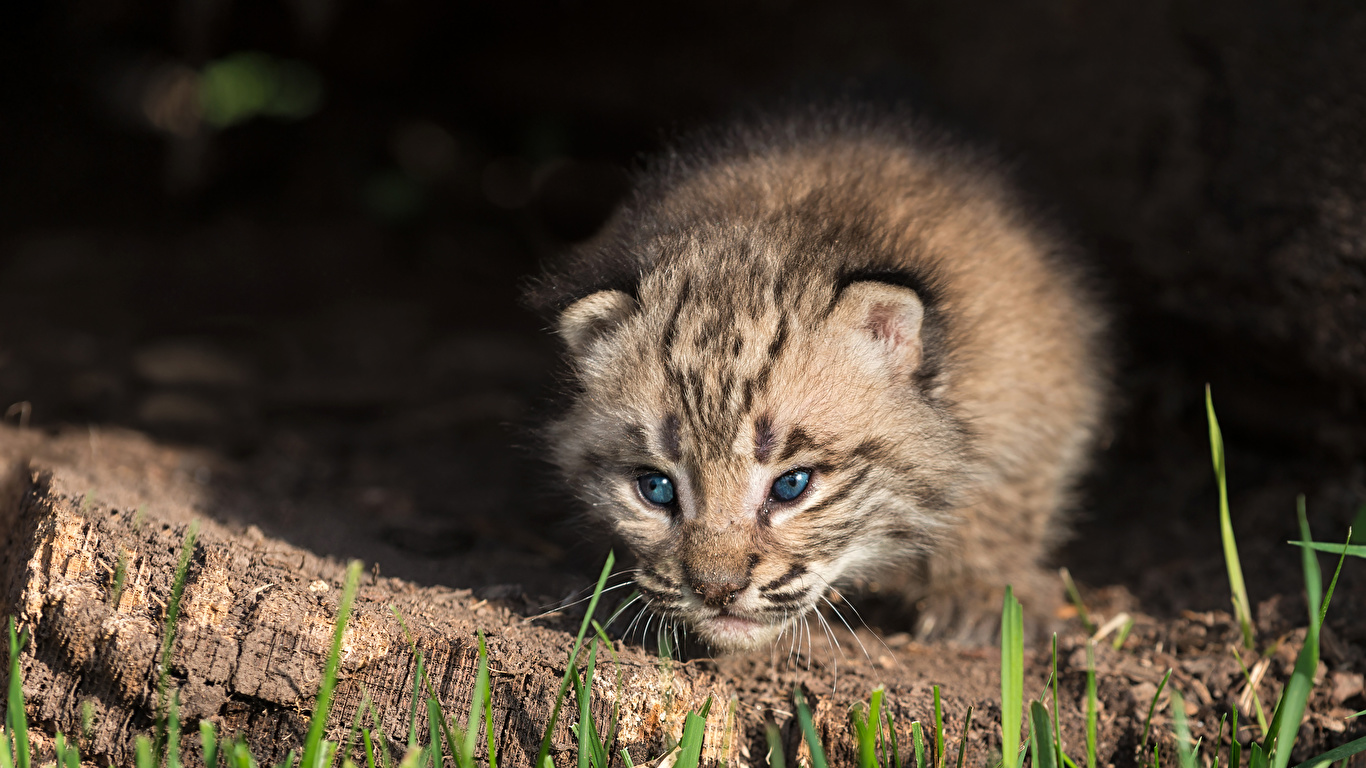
xmin=531 ymin=110 xmax=1108 ymax=650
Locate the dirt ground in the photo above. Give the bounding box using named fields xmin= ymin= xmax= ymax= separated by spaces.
xmin=3 ymin=0 xmax=1366 ymax=764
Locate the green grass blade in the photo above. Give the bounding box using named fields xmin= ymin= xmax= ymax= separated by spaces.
xmin=156 ymin=522 xmax=200 ymax=765
xmin=1029 ymin=702 xmax=1057 ymax=768
xmin=676 ymin=697 xmax=712 ymax=768
xmin=301 ymin=561 xmax=363 ymax=768
xmin=620 ymin=748 xmax=636 ymax=768
xmin=1172 ymin=691 xmax=1197 ymax=768
xmin=1059 ymin=568 xmax=1096 ymax=635
xmin=912 ymin=722 xmax=926 ymax=768
xmin=1286 ymin=540 xmax=1366 ymax=559
xmin=201 ymin=720 xmax=220 ymax=768
xmin=1051 ymin=635 xmax=1065 ymax=768
xmin=933 ymin=686 xmax=945 ymax=768
xmin=870 ymin=688 xmax=885 ymax=768
xmin=362 ymin=732 xmax=377 ymax=768
xmin=574 ymin=640 xmax=599 ymax=768
xmin=1142 ymin=669 xmax=1173 ymax=748
xmin=466 ymin=630 xmax=491 ymax=767
xmin=1290 ymin=735 xmax=1366 ymax=768
xmin=7 ymin=619 xmax=31 ymax=768
xmin=341 ymin=692 xmax=369 ymax=767
xmin=765 ymin=714 xmax=787 ymax=768
xmin=794 ymin=688 xmax=829 ymax=768
xmin=1085 ymin=643 xmax=1098 ymax=768
xmin=479 ymin=631 xmax=497 ymax=768
xmin=0 ymin=731 xmax=12 ymax=768
xmin=425 ymin=699 xmax=442 ymax=768
xmin=1000 ymin=587 xmax=1024 ymax=768
xmin=1317 ymin=527 xmax=1353 ymax=630
xmin=167 ymin=693 xmax=182 ymax=768
xmin=1213 ymin=713 xmax=1227 ymax=768
xmin=1206 ymin=387 xmax=1255 ymax=649
xmin=1231 ymin=709 xmax=1241 ymax=768
xmin=535 ymin=551 xmax=616 ymax=768
xmin=407 ymin=652 xmax=424 ymax=751
xmin=955 ymin=706 xmax=974 ymax=768
xmin=1266 ymin=500 xmax=1323 ymax=768
xmin=888 ymin=710 xmax=902 ymax=768
xmin=136 ymin=736 xmax=156 ymax=768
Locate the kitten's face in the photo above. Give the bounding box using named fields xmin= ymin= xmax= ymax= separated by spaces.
xmin=549 ymin=269 xmax=967 ymax=651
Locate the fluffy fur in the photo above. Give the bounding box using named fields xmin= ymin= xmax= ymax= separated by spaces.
xmin=530 ymin=108 xmax=1108 ymax=650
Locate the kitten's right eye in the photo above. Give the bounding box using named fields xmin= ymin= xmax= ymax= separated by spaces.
xmin=636 ymin=472 xmax=676 ymax=507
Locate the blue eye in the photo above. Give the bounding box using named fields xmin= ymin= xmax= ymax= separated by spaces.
xmin=770 ymin=470 xmax=811 ymax=502
xmin=637 ymin=472 xmax=676 ymax=506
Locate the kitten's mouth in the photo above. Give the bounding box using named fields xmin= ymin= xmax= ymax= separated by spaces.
xmin=692 ymin=610 xmax=785 ymax=650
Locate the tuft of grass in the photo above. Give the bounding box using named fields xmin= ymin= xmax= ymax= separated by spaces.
xmin=674 ymin=696 xmax=712 ymax=768
xmin=301 ymin=560 xmax=362 ymax=768
xmin=1000 ymin=586 xmax=1024 ymax=768
xmin=6 ymin=618 xmax=32 ymax=768
xmin=1141 ymin=668 xmax=1173 ymax=748
xmin=850 ymin=687 xmax=884 ymax=768
xmin=535 ymin=550 xmax=615 ymax=768
xmin=1206 ymin=386 xmax=1256 ymax=649
xmin=153 ymin=522 xmax=199 ymax=764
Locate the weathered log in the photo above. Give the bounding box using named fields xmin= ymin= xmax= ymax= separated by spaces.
xmin=0 ymin=424 xmax=1032 ymax=767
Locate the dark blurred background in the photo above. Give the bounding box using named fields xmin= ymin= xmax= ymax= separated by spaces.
xmin=2 ymin=0 xmax=1363 ymax=623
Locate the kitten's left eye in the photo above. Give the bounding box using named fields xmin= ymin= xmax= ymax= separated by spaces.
xmin=770 ymin=469 xmax=811 ymax=502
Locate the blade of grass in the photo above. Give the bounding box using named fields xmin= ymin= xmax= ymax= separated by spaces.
xmin=1142 ymin=668 xmax=1173 ymax=748
xmin=301 ymin=561 xmax=363 ymax=768
xmin=362 ymin=732 xmax=377 ymax=768
xmin=201 ymin=720 xmax=220 ymax=768
xmin=870 ymin=688 xmax=884 ymax=768
xmin=1206 ymin=387 xmax=1255 ymax=649
xmin=1059 ymin=568 xmax=1097 ymax=635
xmin=794 ymin=688 xmax=830 ymax=768
xmin=1085 ymin=643 xmax=1098 ymax=768
xmin=155 ymin=523 xmax=199 ymax=767
xmin=407 ymin=652 xmax=424 ymax=751
xmin=887 ymin=710 xmax=902 ymax=768
xmin=765 ymin=712 xmax=787 ymax=768
xmin=1001 ymin=587 xmax=1024 ymax=768
xmin=1265 ymin=499 xmax=1323 ymax=768
xmin=1290 ymin=736 xmax=1366 ymax=768
xmin=167 ymin=693 xmax=182 ymax=768
xmin=1029 ymin=702 xmax=1057 ymax=768
xmin=676 ymin=697 xmax=713 ymax=768
xmin=1286 ymin=541 xmax=1365 ymax=559
xmin=620 ymin=748 xmax=636 ymax=768
xmin=913 ymin=721 xmax=927 ymax=768
xmin=1172 ymin=691 xmax=1197 ymax=768
xmin=1213 ymin=713 xmax=1228 ymax=768
xmin=137 ymin=735 xmax=155 ymax=768
xmin=1230 ymin=707 xmax=1242 ymax=768
xmin=955 ymin=707 xmax=974 ymax=768
xmin=1051 ymin=635 xmax=1065 ymax=768
xmin=465 ymin=630 xmax=491 ymax=767
xmin=1316 ymin=527 xmax=1353 ymax=629
xmin=7 ymin=619 xmax=31 ymax=768
xmin=0 ymin=733 xmax=12 ymax=768
xmin=535 ymin=551 xmax=616 ymax=768
xmin=480 ymin=632 xmax=496 ymax=768
xmin=933 ymin=686 xmax=945 ymax=768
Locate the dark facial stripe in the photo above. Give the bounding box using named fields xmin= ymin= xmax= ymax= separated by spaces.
xmin=660 ymin=414 xmax=681 ymax=462
xmin=753 ymin=414 xmax=776 ymax=464
xmin=778 ymin=427 xmax=817 ymax=464
xmin=800 ymin=465 xmax=871 ymax=519
xmin=762 ymin=589 xmax=812 ymax=606
xmin=760 ymin=562 xmax=807 ymax=592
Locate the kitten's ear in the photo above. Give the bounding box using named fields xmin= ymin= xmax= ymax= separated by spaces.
xmin=558 ymin=289 xmax=636 ymax=357
xmin=831 ymin=281 xmax=925 ymax=376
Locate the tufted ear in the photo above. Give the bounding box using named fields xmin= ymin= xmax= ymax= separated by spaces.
xmin=830 ymin=281 xmax=925 ymax=377
xmin=558 ymin=289 xmax=637 ymax=357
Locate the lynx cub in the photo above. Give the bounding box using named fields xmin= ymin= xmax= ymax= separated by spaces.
xmin=530 ymin=110 xmax=1107 ymax=650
